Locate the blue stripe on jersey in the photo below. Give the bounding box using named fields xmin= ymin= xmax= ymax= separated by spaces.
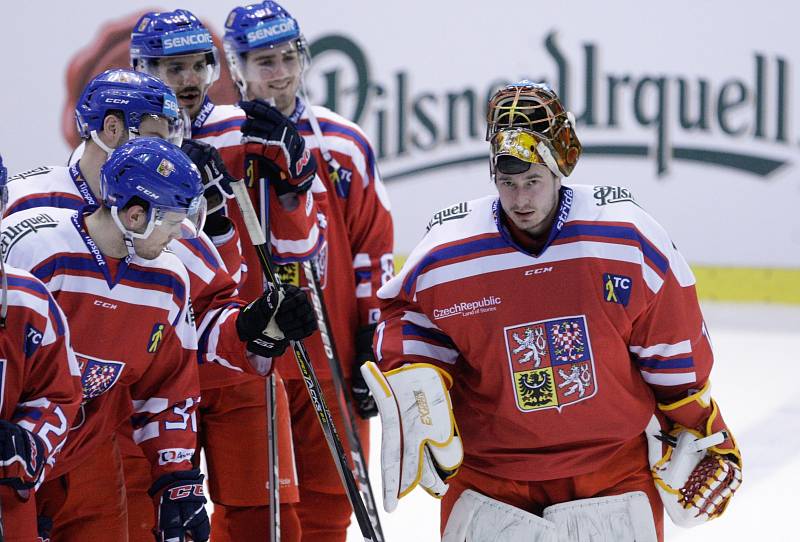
xmin=15 ymin=407 xmax=44 ymax=421
xmin=182 ymin=238 xmax=218 ymax=269
xmin=9 ymin=195 xmax=83 ymax=214
xmin=123 ymin=267 xmax=186 ymax=305
xmin=193 ymin=117 xmax=244 ymax=137
xmin=558 ymin=224 xmax=669 ymax=274
xmin=402 ymin=323 xmax=456 ymax=348
xmin=296 ymin=119 xmax=376 ymax=175
xmin=403 ymin=235 xmax=508 ymax=295
xmin=197 ymin=302 xmax=240 ymax=365
xmin=6 ymin=275 xmax=66 ymax=336
xmin=636 ymin=356 xmax=695 ymax=369
xmin=33 ymin=256 xmax=186 ymax=306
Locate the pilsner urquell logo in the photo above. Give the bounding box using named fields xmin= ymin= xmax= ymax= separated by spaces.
xmin=306 ymin=31 xmax=792 ymax=180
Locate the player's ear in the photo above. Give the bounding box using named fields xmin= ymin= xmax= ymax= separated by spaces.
xmin=121 ymin=204 xmax=148 ymax=233
xmin=101 ymin=113 xmax=127 ymax=148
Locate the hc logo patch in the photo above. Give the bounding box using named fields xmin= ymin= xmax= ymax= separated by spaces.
xmin=78 ymin=354 xmax=125 ymax=401
xmin=603 ymin=273 xmax=632 ymax=306
xmin=148 ymin=323 xmax=166 ymax=353
xmin=504 ymin=315 xmax=597 ymax=413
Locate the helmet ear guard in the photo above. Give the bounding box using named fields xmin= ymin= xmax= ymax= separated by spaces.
xmin=487 ymin=81 xmax=582 ymax=178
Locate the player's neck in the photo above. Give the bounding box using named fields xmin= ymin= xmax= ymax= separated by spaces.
xmin=84 ymin=208 xmax=128 ymax=259
xmin=77 ymin=145 xmax=106 ymax=199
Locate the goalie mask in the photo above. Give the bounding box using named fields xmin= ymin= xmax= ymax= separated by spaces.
xmin=487 ymin=81 xmax=581 ymax=178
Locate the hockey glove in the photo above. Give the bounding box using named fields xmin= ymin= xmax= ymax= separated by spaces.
xmin=149 ymin=468 xmax=210 ymax=542
xmin=351 ymin=324 xmax=379 ymax=419
xmin=180 ymin=139 xmax=235 ymax=236
xmin=361 ymin=361 xmax=463 ymax=513
xmin=645 ymin=384 xmax=742 ymax=527
xmin=0 ymin=419 xmax=46 ymax=490
xmin=239 ymin=99 xmax=316 ymax=196
xmin=236 ymin=283 xmax=317 ymax=358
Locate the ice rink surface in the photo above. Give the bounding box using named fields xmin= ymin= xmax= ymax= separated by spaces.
xmin=339 ymin=301 xmax=799 ymax=540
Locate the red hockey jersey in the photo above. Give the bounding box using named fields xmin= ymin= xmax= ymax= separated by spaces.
xmin=3 ymin=206 xmax=201 ymax=480
xmin=376 ymin=185 xmax=713 ymax=481
xmin=191 ymin=97 xmax=322 ymax=302
xmin=5 ymin=164 xmax=266 ymax=391
xmin=276 ymin=102 xmax=394 ymax=381
xmin=0 ymin=265 xmax=82 ymax=479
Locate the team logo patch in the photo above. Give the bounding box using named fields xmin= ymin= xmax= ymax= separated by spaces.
xmin=78 ymin=354 xmax=125 ymax=401
xmin=156 ymin=158 xmax=175 ymax=177
xmin=24 ymin=324 xmax=44 ymax=358
xmin=504 ymin=315 xmax=597 ymax=413
xmin=148 ymin=323 xmax=166 ymax=353
xmin=277 ymin=263 xmax=301 ymax=286
xmin=602 ymin=273 xmax=632 ymax=306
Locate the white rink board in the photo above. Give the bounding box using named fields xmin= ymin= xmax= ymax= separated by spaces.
xmin=1 ymin=1 xmax=799 ymax=266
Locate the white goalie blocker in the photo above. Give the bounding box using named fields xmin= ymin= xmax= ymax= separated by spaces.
xmin=360 ymin=361 xmax=463 ymax=512
xmin=442 ymin=490 xmax=657 ymax=542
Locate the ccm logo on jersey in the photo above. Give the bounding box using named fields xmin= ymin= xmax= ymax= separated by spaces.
xmin=94 ymin=299 xmax=118 ymax=310
xmin=158 ymin=448 xmax=195 ymax=465
xmin=603 ymin=273 xmax=632 ymax=306
xmin=524 ymin=266 xmax=553 ymax=276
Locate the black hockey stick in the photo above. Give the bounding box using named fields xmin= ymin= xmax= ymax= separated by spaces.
xmin=230 ymin=174 xmax=378 ymax=542
xmin=301 ymin=260 xmax=384 ymax=541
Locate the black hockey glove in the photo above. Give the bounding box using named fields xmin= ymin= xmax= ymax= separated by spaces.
xmin=239 ymin=99 xmax=317 ymax=196
xmin=180 ymin=139 xmax=235 ymax=237
xmin=236 ymin=283 xmax=318 ymax=358
xmin=148 ymin=468 xmax=210 ymax=542
xmin=351 ymin=324 xmax=379 ymax=419
xmin=0 ymin=419 xmax=47 ymax=490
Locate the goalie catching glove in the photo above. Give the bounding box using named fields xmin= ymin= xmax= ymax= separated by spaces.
xmin=240 ymin=99 xmax=317 ymax=196
xmin=360 ymin=361 xmax=463 ymax=512
xmin=646 ymin=382 xmax=742 ymax=528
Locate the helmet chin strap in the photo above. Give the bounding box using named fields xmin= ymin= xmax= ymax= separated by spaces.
xmin=90 ymin=130 xmax=116 ymax=157
xmin=110 ymin=206 xmax=156 ymax=260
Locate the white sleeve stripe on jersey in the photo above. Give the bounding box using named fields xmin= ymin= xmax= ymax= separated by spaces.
xmin=132 ymin=397 xmax=169 ymax=414
xmin=629 ymin=340 xmax=692 ymax=359
xmin=402 ymin=339 xmax=459 ymax=365
xmin=270 ymin=222 xmax=320 ymax=255
xmin=132 ymin=421 xmax=160 ymax=444
xmin=401 ymin=311 xmax=442 ymax=331
xmin=353 ymin=253 xmax=371 ymax=268
xmin=639 ymin=370 xmax=697 ymax=386
xmin=356 ymin=282 xmax=372 ymax=298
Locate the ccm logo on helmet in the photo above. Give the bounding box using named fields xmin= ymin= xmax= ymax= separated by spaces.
xmin=105 ymin=98 xmax=130 ymax=105
xmin=137 ymin=185 xmax=160 ymax=199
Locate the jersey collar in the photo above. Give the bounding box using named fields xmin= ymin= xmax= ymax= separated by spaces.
xmin=494 ymin=186 xmax=574 ymax=256
xmin=69 ymin=162 xmax=99 ymax=207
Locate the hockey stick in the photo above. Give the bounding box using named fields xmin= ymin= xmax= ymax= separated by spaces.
xmin=265 ymin=368 xmax=280 ymax=540
xmin=301 ymin=260 xmax=385 ymax=541
xmin=230 ymin=175 xmax=378 ymax=542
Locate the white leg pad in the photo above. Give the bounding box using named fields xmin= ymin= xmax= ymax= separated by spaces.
xmin=442 ymin=489 xmax=558 ymax=542
xmin=543 ymin=491 xmax=657 ymax=542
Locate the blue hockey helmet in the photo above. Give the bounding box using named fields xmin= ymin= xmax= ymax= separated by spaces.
xmin=223 ymin=2 xmax=309 ymax=96
xmin=100 ymin=137 xmax=206 ymax=242
xmin=130 ymin=9 xmax=220 ymax=87
xmin=75 ymin=69 xmax=182 ymax=151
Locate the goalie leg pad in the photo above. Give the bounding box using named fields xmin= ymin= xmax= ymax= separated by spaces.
xmin=542 ymin=491 xmax=658 ymax=542
xmin=361 ymin=361 xmax=463 ymax=513
xmin=442 ymin=489 xmax=558 ymax=542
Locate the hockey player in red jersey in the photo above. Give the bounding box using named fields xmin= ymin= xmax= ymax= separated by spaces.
xmin=0 ymin=154 xmax=82 ymax=542
xmin=3 ymin=138 xmax=213 ymax=541
xmin=128 ymin=9 xmax=324 ymax=541
xmin=6 ymin=69 xmax=317 ymax=541
xmin=219 ymin=3 xmax=395 ymax=540
xmin=362 ymin=81 xmax=742 ymax=542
